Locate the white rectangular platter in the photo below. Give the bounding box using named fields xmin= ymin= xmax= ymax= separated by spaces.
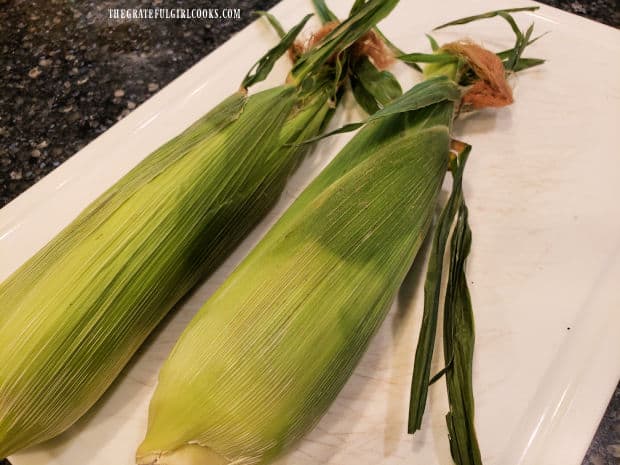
xmin=2 ymin=1 xmax=619 ymax=464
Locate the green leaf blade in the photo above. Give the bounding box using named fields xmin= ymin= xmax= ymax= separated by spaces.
xmin=242 ymin=14 xmax=313 ymax=89
xmin=399 ymin=52 xmax=459 ymax=64
xmin=434 ymin=6 xmax=539 ymax=30
xmin=353 ymin=56 xmax=402 ymax=107
xmin=408 ymin=144 xmax=467 ymax=433
xmin=312 ymin=0 xmax=338 ymax=23
xmin=443 ymin=197 xmax=482 ymax=465
xmin=352 ymin=79 xmax=381 ymax=115
xmin=255 ymin=10 xmax=286 ymax=39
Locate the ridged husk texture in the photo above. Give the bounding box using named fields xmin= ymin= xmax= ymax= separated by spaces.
xmin=0 ymin=84 xmax=332 ymax=457
xmin=0 ymin=0 xmax=403 ymax=456
xmin=137 ymin=95 xmax=455 ymax=465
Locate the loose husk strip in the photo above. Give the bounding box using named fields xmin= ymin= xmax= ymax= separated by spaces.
xmin=401 ymin=8 xmax=544 ymax=465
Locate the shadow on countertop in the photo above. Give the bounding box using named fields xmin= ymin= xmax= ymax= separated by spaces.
xmin=0 ymin=0 xmax=618 ymax=464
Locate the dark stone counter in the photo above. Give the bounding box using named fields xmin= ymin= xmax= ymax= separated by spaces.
xmin=0 ymin=0 xmax=280 ymax=207
xmin=0 ymin=0 xmax=617 ymax=464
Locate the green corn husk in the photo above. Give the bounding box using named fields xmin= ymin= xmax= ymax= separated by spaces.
xmin=139 ymin=8 xmax=545 ymax=463
xmin=136 ymin=77 xmax=461 ymax=465
xmin=0 ymin=0 xmax=399 ymax=456
xmin=0 ymin=86 xmax=324 ymax=457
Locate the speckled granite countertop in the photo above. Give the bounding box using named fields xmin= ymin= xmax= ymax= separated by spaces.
xmin=0 ymin=0 xmax=618 ymax=464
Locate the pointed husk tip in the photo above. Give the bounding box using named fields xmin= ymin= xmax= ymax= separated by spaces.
xmin=136 ymin=443 xmax=229 ymax=465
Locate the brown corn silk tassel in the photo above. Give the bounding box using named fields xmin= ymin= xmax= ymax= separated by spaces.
xmin=443 ymin=40 xmax=513 ymax=109
xmin=290 ymin=22 xmax=394 ymax=70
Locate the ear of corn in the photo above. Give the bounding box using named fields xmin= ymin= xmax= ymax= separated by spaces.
xmin=138 ymin=9 xmax=543 ymax=465
xmin=0 ymin=84 xmax=322 ymax=458
xmin=0 ymin=0 xmax=400 ymax=456
xmin=137 ymin=77 xmax=460 ymax=465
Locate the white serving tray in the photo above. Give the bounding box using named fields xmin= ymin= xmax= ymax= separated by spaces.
xmin=3 ymin=1 xmax=619 ymax=464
